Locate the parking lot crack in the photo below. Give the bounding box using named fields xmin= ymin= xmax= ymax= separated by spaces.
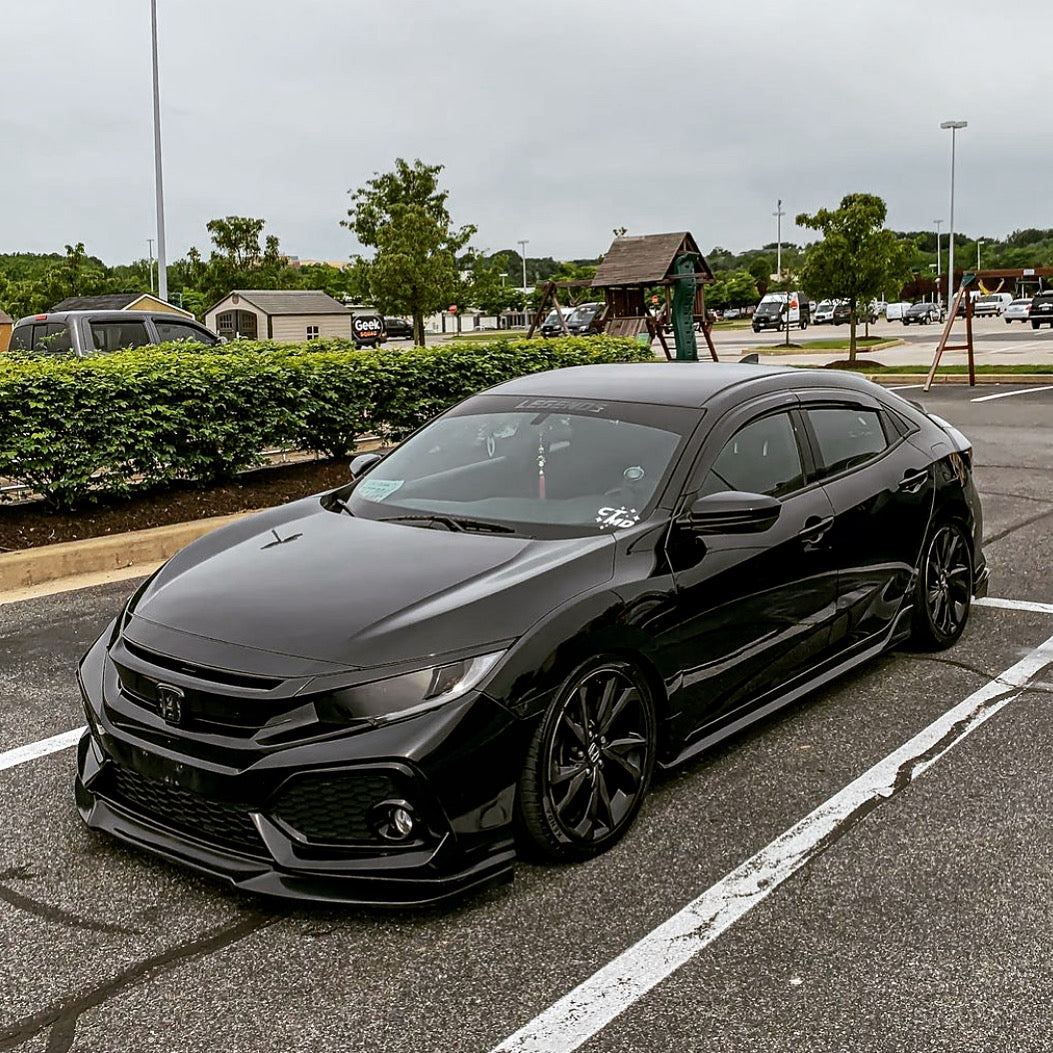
xmin=0 ymin=869 xmax=139 ymax=937
xmin=984 ymin=504 xmax=1053 ymax=544
xmin=0 ymin=910 xmax=275 ymax=1053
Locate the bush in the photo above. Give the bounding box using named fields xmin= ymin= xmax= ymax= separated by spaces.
xmin=0 ymin=336 xmax=654 ymax=508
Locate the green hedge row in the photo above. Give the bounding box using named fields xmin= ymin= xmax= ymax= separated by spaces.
xmin=0 ymin=336 xmax=655 ymax=509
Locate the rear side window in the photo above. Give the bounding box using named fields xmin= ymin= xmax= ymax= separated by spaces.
xmin=8 ymin=322 xmax=71 ymax=354
xmin=88 ymin=320 xmax=150 ymax=352
xmin=700 ymin=412 xmax=805 ymax=498
xmin=806 ymin=406 xmax=888 ymax=477
xmin=153 ymin=320 xmax=217 ymax=345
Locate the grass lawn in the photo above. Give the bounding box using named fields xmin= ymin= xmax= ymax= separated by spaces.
xmin=756 ymin=337 xmax=900 ymax=354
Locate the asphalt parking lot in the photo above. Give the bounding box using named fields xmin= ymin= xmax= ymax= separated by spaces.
xmin=1 ymin=379 xmax=1051 ymax=1052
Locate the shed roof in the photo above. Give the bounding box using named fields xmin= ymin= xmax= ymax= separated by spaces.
xmin=0 ymin=309 xmax=12 ymax=325
xmin=592 ymin=232 xmax=714 ymax=287
xmin=49 ymin=292 xmax=193 ymax=316
xmin=222 ymin=290 xmax=351 ymax=316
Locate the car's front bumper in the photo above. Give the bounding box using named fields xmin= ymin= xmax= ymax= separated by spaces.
xmin=75 ymin=634 xmax=531 ymax=906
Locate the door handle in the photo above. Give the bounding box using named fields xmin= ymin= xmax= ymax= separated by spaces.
xmin=797 ymin=515 xmax=834 ymax=543
xmin=898 ymin=467 xmax=929 ymax=494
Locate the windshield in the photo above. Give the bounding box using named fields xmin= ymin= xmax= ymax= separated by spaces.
xmin=343 ymin=394 xmax=696 ymax=538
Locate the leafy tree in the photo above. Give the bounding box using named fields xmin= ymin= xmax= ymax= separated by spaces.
xmin=705 ymin=269 xmax=759 ymax=312
xmin=343 ymin=158 xmax=476 ymax=344
xmin=796 ymin=193 xmax=913 ymax=361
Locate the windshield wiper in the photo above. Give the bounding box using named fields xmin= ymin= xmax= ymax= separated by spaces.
xmin=378 ymin=514 xmax=516 ymax=534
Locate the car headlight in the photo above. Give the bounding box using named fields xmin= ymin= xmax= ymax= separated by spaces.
xmin=314 ymin=651 xmax=506 ymax=726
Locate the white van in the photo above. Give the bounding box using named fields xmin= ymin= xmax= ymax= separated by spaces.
xmin=751 ymin=291 xmax=810 ymax=332
xmin=972 ymin=292 xmax=1013 ymax=317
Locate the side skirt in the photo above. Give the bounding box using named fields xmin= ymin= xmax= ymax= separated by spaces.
xmin=659 ymin=604 xmax=913 ymax=772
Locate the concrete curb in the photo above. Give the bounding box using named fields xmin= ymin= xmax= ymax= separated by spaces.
xmin=0 ymin=512 xmax=250 ymax=600
xmin=866 ymin=373 xmax=1053 ymax=385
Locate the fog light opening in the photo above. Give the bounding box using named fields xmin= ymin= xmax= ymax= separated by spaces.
xmin=373 ymin=799 xmax=417 ymax=842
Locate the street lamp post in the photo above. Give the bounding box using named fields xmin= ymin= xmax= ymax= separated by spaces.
xmin=976 ymin=238 xmax=983 ymax=270
xmin=940 ymin=120 xmax=967 ymax=310
xmin=772 ymin=199 xmax=785 ymax=278
xmin=150 ymin=0 xmax=168 ymax=302
xmin=933 ymin=219 xmax=943 ymax=301
xmin=517 ymin=239 xmax=529 ymax=290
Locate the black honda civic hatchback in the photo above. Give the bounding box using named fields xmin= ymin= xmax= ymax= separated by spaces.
xmin=76 ymin=363 xmax=988 ymax=905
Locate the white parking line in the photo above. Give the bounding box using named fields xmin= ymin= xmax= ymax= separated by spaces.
xmin=888 ymin=384 xmax=926 ymax=391
xmin=0 ymin=727 xmax=84 ymax=773
xmin=971 ymin=386 xmax=1051 ymax=403
xmin=492 ymin=633 xmax=1053 ymax=1053
xmin=977 ymin=596 xmax=1053 ymax=615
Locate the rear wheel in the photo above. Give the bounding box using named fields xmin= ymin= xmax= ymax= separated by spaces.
xmin=517 ymin=657 xmax=657 ymax=861
xmin=910 ymin=521 xmax=973 ymax=649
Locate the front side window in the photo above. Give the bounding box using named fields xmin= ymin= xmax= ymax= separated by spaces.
xmin=700 ymin=412 xmax=805 ymax=499
xmin=345 ymin=395 xmax=696 ymax=538
xmin=806 ymin=406 xmax=888 ymax=477
xmin=154 ymin=320 xmax=217 ymax=345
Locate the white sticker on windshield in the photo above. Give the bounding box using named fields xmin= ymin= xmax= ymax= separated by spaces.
xmin=595 ymin=506 xmax=640 ymax=530
xmin=357 ymin=479 xmax=403 ymax=501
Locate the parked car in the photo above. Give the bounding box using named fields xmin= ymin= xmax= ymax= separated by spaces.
xmin=833 ymin=301 xmax=878 ymax=326
xmin=902 ymin=302 xmax=945 ymax=325
xmin=539 ymin=307 xmax=573 ymax=338
xmin=885 ymin=301 xmax=912 ymax=322
xmin=1029 ymin=291 xmax=1053 ymax=329
xmin=566 ymin=302 xmax=607 ymax=336
xmin=7 ymin=310 xmax=219 ymax=356
xmin=75 ymin=362 xmax=987 ymax=905
xmin=382 ymin=316 xmax=414 ymax=340
xmin=751 ymin=291 xmax=809 ymax=332
xmin=813 ymin=299 xmax=837 ymax=325
xmin=972 ymin=293 xmax=1013 ymax=317
xmin=1003 ymin=298 xmax=1032 ymax=324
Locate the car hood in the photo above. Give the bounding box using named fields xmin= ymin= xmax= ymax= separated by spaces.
xmin=124 ymin=496 xmax=616 ymax=673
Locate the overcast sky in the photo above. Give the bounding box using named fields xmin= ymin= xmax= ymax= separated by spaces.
xmin=4 ymin=0 xmax=1048 ymax=268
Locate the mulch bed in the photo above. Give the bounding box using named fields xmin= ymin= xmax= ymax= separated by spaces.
xmin=0 ymin=459 xmax=351 ymax=553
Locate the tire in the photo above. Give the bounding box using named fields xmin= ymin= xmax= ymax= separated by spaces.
xmin=910 ymin=521 xmax=973 ymax=650
xmin=1032 ymin=321 xmax=1040 ymax=329
xmin=517 ymin=656 xmax=657 ymax=861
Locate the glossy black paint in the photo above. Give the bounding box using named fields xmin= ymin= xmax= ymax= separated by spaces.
xmin=76 ymin=363 xmax=988 ymax=905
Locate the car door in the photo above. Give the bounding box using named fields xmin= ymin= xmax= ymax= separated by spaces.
xmin=655 ymin=395 xmax=839 ymax=740
xmin=797 ymin=392 xmax=935 ymax=652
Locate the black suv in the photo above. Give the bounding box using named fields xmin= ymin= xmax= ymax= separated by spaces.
xmin=1029 ymin=291 xmax=1053 ymax=329
xmin=8 ymin=310 xmax=218 ymax=356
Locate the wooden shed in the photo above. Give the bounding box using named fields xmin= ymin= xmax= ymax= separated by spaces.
xmin=0 ymin=309 xmax=12 ymax=352
xmin=205 ymin=290 xmax=352 ymax=342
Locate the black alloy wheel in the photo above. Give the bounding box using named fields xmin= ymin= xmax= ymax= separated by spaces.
xmin=517 ymin=657 xmax=657 ymax=861
xmin=911 ymin=521 xmax=973 ymax=649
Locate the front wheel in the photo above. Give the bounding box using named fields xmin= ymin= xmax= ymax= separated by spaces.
xmin=910 ymin=521 xmax=973 ymax=649
xmin=517 ymin=657 xmax=657 ymax=861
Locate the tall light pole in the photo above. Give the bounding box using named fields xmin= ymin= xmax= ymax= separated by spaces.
xmin=933 ymin=219 xmax=943 ymax=301
xmin=940 ymin=120 xmax=967 ymax=310
xmin=151 ymin=0 xmax=169 ymax=302
xmin=976 ymin=237 xmax=983 ymax=270
xmin=147 ymin=237 xmax=155 ymax=294
xmin=772 ymin=199 xmax=785 ymax=278
xmin=517 ymin=239 xmax=529 ymax=290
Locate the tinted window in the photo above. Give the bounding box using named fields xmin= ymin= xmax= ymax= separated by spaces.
xmin=701 ymin=412 xmax=805 ymax=498
xmin=40 ymin=322 xmax=72 ymax=354
xmin=154 ymin=320 xmax=217 ymax=345
xmin=88 ymin=320 xmax=150 ymax=352
xmin=806 ymin=407 xmax=888 ymax=476
xmin=9 ymin=325 xmax=33 ymax=351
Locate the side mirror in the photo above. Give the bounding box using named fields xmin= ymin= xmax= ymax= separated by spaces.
xmin=349 ymin=452 xmax=383 ymax=479
xmin=682 ymin=491 xmax=781 ymax=534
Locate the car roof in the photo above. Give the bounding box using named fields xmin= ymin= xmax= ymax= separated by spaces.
xmin=13 ymin=309 xmax=200 ymax=326
xmin=485 ymin=362 xmax=880 ymax=409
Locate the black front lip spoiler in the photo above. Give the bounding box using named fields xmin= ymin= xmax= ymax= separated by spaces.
xmin=76 ymin=766 xmax=515 ymax=907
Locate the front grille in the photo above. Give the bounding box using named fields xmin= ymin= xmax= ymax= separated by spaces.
xmin=103 ymin=764 xmax=265 ymax=855
xmin=113 ymin=662 xmax=296 ymax=735
xmin=272 ymin=772 xmax=403 ymax=843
